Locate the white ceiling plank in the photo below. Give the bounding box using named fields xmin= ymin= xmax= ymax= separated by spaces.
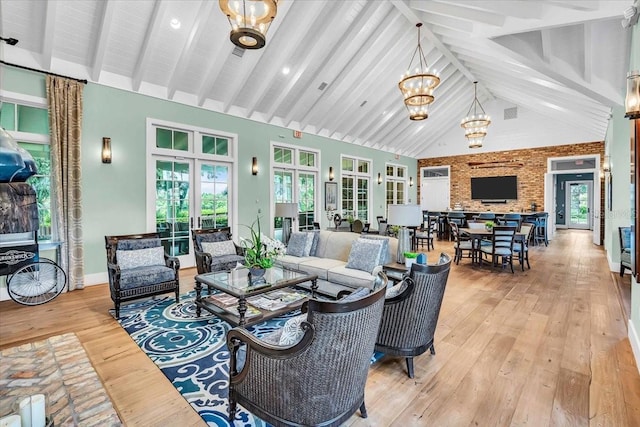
xmin=91 ymin=0 xmax=115 ymax=82
xmin=222 ymin=2 xmax=298 ymax=113
xmin=545 ymin=1 xmax=599 ymax=12
xmin=244 ymin=1 xmax=346 ymax=118
xmin=41 ymin=0 xmax=57 ymax=70
xmin=132 ymin=0 xmax=170 ymax=92
xmin=583 ymin=22 xmax=592 ymax=84
xmin=167 ymin=0 xmax=215 ymax=100
xmin=410 ymin=0 xmax=506 ymax=27
xmin=416 ymin=10 xmax=473 ymax=33
xmin=441 ymin=1 xmax=543 ymax=19
xmin=282 ymin=1 xmax=392 ymax=128
xmin=540 ymin=29 xmax=552 ymax=65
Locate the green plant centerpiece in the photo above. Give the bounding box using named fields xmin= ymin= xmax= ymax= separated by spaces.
xmin=242 ymin=215 xmax=279 ymax=277
xmin=484 ymin=220 xmax=495 ymax=231
xmin=403 ymin=251 xmax=418 ymax=268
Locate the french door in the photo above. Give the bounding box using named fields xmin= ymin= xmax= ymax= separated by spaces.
xmin=273 ymin=169 xmax=317 ymax=238
xmin=154 ymin=156 xmax=232 ymax=267
xmin=566 ymin=181 xmax=592 ymax=229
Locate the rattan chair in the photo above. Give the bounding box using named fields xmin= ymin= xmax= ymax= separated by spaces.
xmin=227 ymin=277 xmax=388 ymax=426
xmin=375 ymin=253 xmax=452 ymax=378
xmin=105 ymin=232 xmax=180 ymax=318
xmin=191 ymin=227 xmax=245 ymax=274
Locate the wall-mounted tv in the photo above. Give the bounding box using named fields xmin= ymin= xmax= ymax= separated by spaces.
xmin=471 ymin=175 xmax=518 ymax=200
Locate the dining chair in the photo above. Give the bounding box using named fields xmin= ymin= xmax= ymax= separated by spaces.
xmin=450 ymin=222 xmax=475 ymax=264
xmin=446 ymin=212 xmax=466 ymax=241
xmin=473 ymin=212 xmax=496 ymax=221
xmin=479 ymin=225 xmax=517 ymax=273
xmin=513 ymin=223 xmax=535 ymax=270
xmin=414 ymin=216 xmax=437 ymax=251
xmin=533 ymin=212 xmax=549 ymax=246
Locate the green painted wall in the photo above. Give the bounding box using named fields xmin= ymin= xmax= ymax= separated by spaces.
xmin=1 ymin=66 xmax=416 ymax=276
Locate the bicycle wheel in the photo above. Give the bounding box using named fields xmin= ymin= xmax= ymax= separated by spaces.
xmin=7 ymin=260 xmax=67 ymax=306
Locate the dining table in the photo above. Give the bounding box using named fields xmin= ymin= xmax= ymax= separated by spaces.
xmin=458 ymin=227 xmax=527 ymax=267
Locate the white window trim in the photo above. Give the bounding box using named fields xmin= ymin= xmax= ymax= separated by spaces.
xmin=145 ymin=117 xmax=238 ymax=239
xmin=385 ymin=162 xmax=409 ymax=206
xmin=340 ymin=154 xmax=373 ymax=222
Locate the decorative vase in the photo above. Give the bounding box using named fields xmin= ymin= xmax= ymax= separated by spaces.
xmin=405 ymin=258 xmax=416 ymax=269
xmin=249 ymin=267 xmax=266 ymax=278
xmin=485 ymin=225 xmax=493 ymax=232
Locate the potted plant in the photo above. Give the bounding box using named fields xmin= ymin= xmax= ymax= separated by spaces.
xmin=404 ymin=251 xmax=418 ymax=268
xmin=484 ymin=220 xmax=495 ymax=231
xmin=241 ymin=215 xmax=280 ymax=277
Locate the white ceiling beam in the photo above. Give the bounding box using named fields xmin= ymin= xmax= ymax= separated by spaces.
xmin=244 ymin=1 xmax=344 ymax=118
xmin=540 ymin=29 xmax=552 ymax=65
xmin=294 ymin=3 xmax=396 ymax=129
xmin=545 ymin=1 xmax=599 ymax=12
xmin=132 ymin=1 xmax=169 ymax=92
xmin=415 ymin=10 xmax=473 ymax=33
xmin=222 ymin=0 xmax=300 ymax=113
xmin=41 ymin=0 xmax=57 ymax=70
xmin=167 ymin=0 xmax=215 ymax=100
xmin=583 ymin=22 xmax=592 ymax=84
xmin=266 ymin=1 xmax=379 ymax=123
xmin=91 ymin=0 xmax=115 ymax=82
xmin=440 ymin=1 xmax=543 ymax=19
xmin=197 ymin=25 xmax=237 ymax=106
xmin=410 ymin=0 xmax=506 ymax=27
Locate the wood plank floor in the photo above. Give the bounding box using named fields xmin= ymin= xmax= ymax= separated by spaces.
xmin=1 ymin=229 xmax=638 ymax=426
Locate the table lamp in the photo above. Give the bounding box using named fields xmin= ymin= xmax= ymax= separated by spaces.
xmin=387 ymin=204 xmax=422 ymax=264
xmin=275 ymin=202 xmax=298 ymax=244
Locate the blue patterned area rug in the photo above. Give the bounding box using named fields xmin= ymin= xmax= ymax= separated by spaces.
xmin=115 ymin=293 xmax=384 ymax=427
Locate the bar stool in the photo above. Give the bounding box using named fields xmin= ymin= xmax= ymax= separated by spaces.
xmin=533 ymin=212 xmax=548 ymax=246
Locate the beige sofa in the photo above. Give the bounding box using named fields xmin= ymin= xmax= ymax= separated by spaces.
xmin=275 ymin=230 xmax=397 ymax=294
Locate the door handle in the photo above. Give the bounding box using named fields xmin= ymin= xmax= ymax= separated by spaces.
xmin=197 ymin=217 xmax=201 ymax=228
xmin=190 ymin=217 xmax=194 ymax=228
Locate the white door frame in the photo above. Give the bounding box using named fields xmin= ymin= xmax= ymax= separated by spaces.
xmin=546 ymin=155 xmax=601 ymax=245
xmin=565 ymin=180 xmax=593 ymax=230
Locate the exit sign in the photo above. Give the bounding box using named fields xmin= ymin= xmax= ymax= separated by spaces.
xmin=293 ymin=130 xmax=302 ymax=138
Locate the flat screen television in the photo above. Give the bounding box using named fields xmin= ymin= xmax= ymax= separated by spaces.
xmin=471 ymin=175 xmax=518 ymax=200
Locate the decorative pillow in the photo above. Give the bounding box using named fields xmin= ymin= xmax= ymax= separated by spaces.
xmin=345 ymin=239 xmax=384 ymax=274
xmin=286 ymin=232 xmax=313 ymax=257
xmin=116 ymin=238 xmax=160 ymax=251
xmin=359 ymin=235 xmax=390 ymax=265
xmin=306 ymin=230 xmax=320 ymax=257
xmin=201 ymin=240 xmax=237 ymax=257
xmin=385 ymin=280 xmax=408 ymax=299
xmin=278 ymin=313 xmax=308 ymax=346
xmin=340 ymin=287 xmax=370 ymax=302
xmin=117 ymin=246 xmax=165 ymax=270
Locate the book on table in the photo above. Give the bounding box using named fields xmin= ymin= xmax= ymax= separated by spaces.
xmin=225 ymin=304 xmax=262 ymax=318
xmin=206 ymin=293 xmax=238 ymax=307
xmin=246 ymin=295 xmax=289 ymax=311
xmin=262 ymin=289 xmax=307 ymax=305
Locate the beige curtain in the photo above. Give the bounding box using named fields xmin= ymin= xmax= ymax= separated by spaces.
xmin=46 ymin=76 xmax=84 ymax=291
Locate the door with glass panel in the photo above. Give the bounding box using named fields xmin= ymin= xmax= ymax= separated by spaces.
xmin=566 ymin=181 xmax=592 ymax=229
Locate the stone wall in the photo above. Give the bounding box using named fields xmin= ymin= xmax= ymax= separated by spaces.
xmin=417 ymin=141 xmax=605 ymax=212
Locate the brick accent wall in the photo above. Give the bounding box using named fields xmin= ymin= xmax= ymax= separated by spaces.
xmin=417 ymin=141 xmax=605 ymax=213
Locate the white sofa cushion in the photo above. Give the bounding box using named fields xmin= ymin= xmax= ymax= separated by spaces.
xmin=327 ymin=265 xmax=377 ymax=289
xmin=298 ymin=258 xmax=345 ymax=280
xmin=276 ymin=254 xmax=315 ymax=271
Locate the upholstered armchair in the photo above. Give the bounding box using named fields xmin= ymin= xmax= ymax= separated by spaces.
xmin=191 ymin=227 xmax=245 ymax=274
xmin=375 ymin=253 xmax=452 ymax=378
xmin=619 ymin=226 xmax=632 ymax=276
xmin=105 ymin=233 xmax=180 ymax=318
xmin=226 ymin=276 xmax=388 ymax=426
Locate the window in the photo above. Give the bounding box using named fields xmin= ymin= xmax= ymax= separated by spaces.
xmin=341 ymin=155 xmax=371 ymax=221
xmin=385 ymin=164 xmax=408 ymax=212
xmin=272 ymin=144 xmax=319 ymax=236
xmin=0 ymin=98 xmax=51 ymax=240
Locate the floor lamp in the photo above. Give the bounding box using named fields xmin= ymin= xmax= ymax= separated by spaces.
xmin=275 ymin=202 xmax=298 ymax=244
xmin=387 ymin=204 xmax=422 ymax=264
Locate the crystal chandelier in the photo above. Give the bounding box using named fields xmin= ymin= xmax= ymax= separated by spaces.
xmin=461 ymin=81 xmax=491 ymax=148
xmin=219 ymin=0 xmax=278 ymax=50
xmin=398 ymin=23 xmax=440 ymax=121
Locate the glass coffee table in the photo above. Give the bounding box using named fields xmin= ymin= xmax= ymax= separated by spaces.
xmin=194 ymin=266 xmax=318 ymax=327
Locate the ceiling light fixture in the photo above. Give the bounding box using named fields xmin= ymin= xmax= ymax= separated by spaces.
xmin=398 ymin=23 xmax=440 ymax=121
xmin=219 ymin=0 xmax=278 ymax=50
xmin=170 ymin=18 xmax=181 ymax=30
xmin=461 ymin=81 xmax=491 ymax=149
xmin=625 ymin=70 xmax=640 ymax=119
xmin=282 ymin=66 xmax=290 ymax=75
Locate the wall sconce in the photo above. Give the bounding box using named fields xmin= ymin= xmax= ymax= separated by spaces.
xmin=377 ymin=173 xmax=382 ymax=185
xmin=409 ymin=177 xmax=414 ymax=187
xmin=603 ymin=155 xmax=611 ymax=173
xmin=329 ymin=166 xmax=334 ymax=181
xmin=252 ymin=156 xmax=258 ymax=175
xmin=101 ymin=137 xmax=112 ymax=164
xmin=625 ymin=70 xmax=640 ymax=119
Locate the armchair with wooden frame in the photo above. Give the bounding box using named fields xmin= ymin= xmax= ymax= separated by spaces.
xmin=191 ymin=227 xmax=245 ymax=274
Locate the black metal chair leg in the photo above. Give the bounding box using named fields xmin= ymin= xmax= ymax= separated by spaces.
xmin=406 ymin=357 xmax=415 ymax=378
xmin=430 ymin=343 xmax=436 ymax=355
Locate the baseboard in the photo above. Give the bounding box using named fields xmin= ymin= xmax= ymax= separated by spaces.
xmin=84 ymin=272 xmax=108 ymax=286
xmin=629 ymin=320 xmax=640 ymax=375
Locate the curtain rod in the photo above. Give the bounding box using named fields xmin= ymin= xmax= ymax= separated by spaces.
xmin=0 ymin=60 xmax=88 ymax=84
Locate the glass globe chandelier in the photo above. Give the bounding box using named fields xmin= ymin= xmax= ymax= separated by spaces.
xmin=398 ymin=23 xmax=441 ymax=121
xmin=219 ymin=0 xmax=278 ymax=50
xmin=461 ymin=81 xmax=491 ymax=148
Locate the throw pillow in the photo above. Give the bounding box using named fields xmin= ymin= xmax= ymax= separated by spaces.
xmin=201 ymin=240 xmax=237 ymax=257
xmin=116 ymin=246 xmax=165 ymax=270
xmin=286 ymin=232 xmax=313 ymax=257
xmin=306 ymin=230 xmax=320 ymax=257
xmin=359 ymin=235 xmax=390 ymax=265
xmin=345 ymin=238 xmax=384 ymax=274
xmin=385 ymin=280 xmax=408 ymax=299
xmin=278 ymin=313 xmax=308 ymax=346
xmin=340 ymin=286 xmax=370 ymax=302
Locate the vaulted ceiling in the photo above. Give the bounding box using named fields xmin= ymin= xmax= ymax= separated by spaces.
xmin=0 ymin=0 xmax=633 ymax=158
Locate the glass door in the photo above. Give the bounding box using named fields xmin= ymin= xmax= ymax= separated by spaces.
xmin=198 ymin=162 xmax=230 ymax=229
xmin=155 ymin=158 xmax=193 ymax=265
xmin=566 ymin=181 xmax=592 ymax=229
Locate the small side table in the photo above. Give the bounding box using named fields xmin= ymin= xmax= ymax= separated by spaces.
xmin=383 ymin=263 xmax=408 ymax=285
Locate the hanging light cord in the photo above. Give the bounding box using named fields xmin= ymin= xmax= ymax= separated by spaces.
xmin=465 ymin=82 xmax=486 ymax=117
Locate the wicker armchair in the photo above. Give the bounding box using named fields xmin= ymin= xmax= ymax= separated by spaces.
xmin=375 ymin=253 xmax=452 ymax=378
xmin=105 ymin=233 xmax=180 ymax=318
xmin=191 ymin=227 xmax=245 ymax=274
xmin=226 ymin=276 xmax=388 ymax=426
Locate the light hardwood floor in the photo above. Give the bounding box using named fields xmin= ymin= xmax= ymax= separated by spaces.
xmin=1 ymin=229 xmax=638 ymax=426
